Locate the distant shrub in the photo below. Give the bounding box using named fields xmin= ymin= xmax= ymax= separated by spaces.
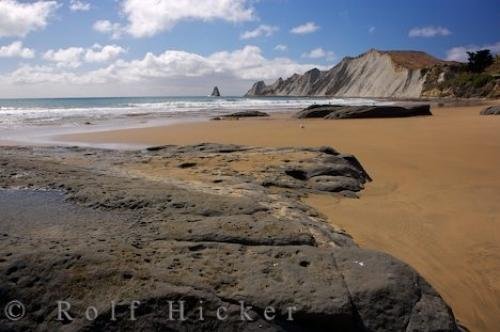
xmin=439 ymin=72 xmax=493 ymax=89
xmin=471 ymin=74 xmax=494 ymax=88
xmin=422 ymin=54 xmax=498 ymax=97
xmin=467 ymin=49 xmax=494 ymax=73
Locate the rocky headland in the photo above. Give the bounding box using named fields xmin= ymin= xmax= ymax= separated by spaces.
xmin=0 ymin=144 xmax=461 ymax=331
xmin=245 ymin=49 xmax=499 ymax=98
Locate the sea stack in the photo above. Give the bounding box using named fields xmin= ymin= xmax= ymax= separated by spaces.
xmin=211 ymin=86 xmax=221 ymax=97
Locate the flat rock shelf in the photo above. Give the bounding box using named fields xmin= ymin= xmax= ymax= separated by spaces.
xmin=0 ymin=144 xmax=461 ymax=331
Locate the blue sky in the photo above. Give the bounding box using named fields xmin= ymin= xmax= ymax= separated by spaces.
xmin=0 ymin=0 xmax=498 ymax=98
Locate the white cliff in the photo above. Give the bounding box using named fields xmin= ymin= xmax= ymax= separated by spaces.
xmin=245 ymin=49 xmax=446 ymax=98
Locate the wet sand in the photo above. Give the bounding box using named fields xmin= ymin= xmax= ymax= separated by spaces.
xmin=61 ymin=104 xmax=500 ymax=331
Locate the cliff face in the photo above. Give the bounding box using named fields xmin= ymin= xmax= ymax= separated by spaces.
xmin=245 ymin=49 xmax=482 ymax=98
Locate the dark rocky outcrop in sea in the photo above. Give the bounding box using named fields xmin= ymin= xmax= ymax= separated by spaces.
xmin=0 ymin=144 xmax=460 ymax=331
xmin=295 ymin=104 xmax=432 ymax=119
xmin=480 ymin=105 xmax=500 ymax=115
xmin=211 ymin=86 xmax=221 ymax=97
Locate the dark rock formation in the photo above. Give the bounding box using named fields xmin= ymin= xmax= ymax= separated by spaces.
xmin=212 ymin=110 xmax=270 ymax=120
xmin=211 ymin=86 xmax=221 ymax=97
xmin=325 ymin=104 xmax=432 ymax=119
xmin=0 ymin=144 xmax=459 ymax=331
xmin=294 ymin=104 xmax=342 ymax=118
xmin=245 ymin=80 xmax=266 ymax=96
xmin=295 ymin=104 xmax=432 ymax=119
xmin=480 ymin=105 xmax=500 ymax=115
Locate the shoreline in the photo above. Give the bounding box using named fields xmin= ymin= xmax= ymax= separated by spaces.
xmin=0 ymin=116 xmax=209 ymax=149
xmin=51 ymin=103 xmax=500 ymax=331
xmin=0 ymin=96 xmax=492 ymax=149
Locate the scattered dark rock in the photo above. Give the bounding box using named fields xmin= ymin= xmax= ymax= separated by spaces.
xmin=480 ymin=105 xmax=500 ymax=115
xmin=145 ymin=145 xmax=176 ymax=152
xmin=283 ymin=155 xmax=371 ymax=187
xmin=212 ymin=110 xmax=270 ymax=120
xmin=178 ymin=162 xmax=197 ymax=168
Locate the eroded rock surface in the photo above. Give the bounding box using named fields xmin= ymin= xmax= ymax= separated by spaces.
xmin=0 ymin=144 xmax=459 ymax=331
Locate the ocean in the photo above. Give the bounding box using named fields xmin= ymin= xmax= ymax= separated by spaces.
xmin=0 ymin=96 xmax=388 ymax=128
xmin=0 ymin=96 xmax=390 ymax=145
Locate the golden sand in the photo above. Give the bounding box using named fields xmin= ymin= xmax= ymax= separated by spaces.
xmin=62 ymin=104 xmax=500 ymax=331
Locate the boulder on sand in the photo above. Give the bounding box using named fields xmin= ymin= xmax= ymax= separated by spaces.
xmin=480 ymin=105 xmax=500 ymax=115
xmin=295 ymin=104 xmax=432 ymax=119
xmin=212 ymin=110 xmax=269 ymax=120
xmin=294 ymin=104 xmax=343 ymax=118
xmin=325 ymin=104 xmax=432 ymax=119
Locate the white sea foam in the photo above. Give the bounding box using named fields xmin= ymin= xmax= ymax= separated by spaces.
xmin=0 ymin=97 xmax=390 ymax=128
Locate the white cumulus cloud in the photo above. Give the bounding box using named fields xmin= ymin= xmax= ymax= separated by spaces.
xmin=43 ymin=47 xmax=85 ymax=68
xmin=302 ymin=48 xmax=335 ymax=61
xmin=240 ymin=25 xmax=278 ymax=40
xmin=274 ymin=44 xmax=287 ymax=51
xmin=446 ymin=41 xmax=500 ymax=62
xmin=93 ymin=20 xmax=124 ymax=39
xmin=408 ymin=26 xmax=451 ymax=38
xmin=43 ymin=44 xmax=125 ymax=68
xmin=7 ymin=64 xmax=88 ymax=85
xmin=10 ymin=46 xmax=324 ymax=86
xmin=0 ymin=41 xmax=35 ymax=59
xmin=84 ymin=44 xmax=126 ymax=63
xmin=290 ymin=22 xmax=319 ymax=35
xmin=69 ymin=0 xmax=91 ymax=12
xmin=0 ymin=0 xmax=58 ymax=38
xmin=120 ymin=0 xmax=255 ymax=38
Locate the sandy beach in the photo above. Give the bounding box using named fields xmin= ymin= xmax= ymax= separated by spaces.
xmin=1 ymin=0 xmax=498 ymax=329
xmin=60 ymin=104 xmax=500 ymax=331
